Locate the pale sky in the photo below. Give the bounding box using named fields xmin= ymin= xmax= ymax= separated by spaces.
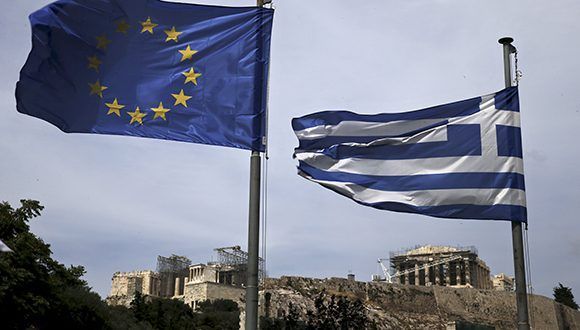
xmin=1 ymin=0 xmax=579 ymax=300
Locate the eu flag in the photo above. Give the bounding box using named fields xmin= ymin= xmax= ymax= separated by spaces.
xmin=16 ymin=0 xmax=274 ymax=151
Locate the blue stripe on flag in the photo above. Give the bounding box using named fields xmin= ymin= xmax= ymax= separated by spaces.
xmin=321 ymin=125 xmax=481 ymax=160
xmin=298 ymin=161 xmax=525 ymax=191
xmin=292 ymin=96 xmax=481 ymax=131
xmin=364 ymin=201 xmax=527 ymax=222
xmin=310 ymin=175 xmax=527 ymax=221
xmin=494 ymin=87 xmax=519 ymax=112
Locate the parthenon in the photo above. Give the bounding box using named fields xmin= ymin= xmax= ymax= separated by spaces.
xmin=389 ymin=245 xmax=493 ymax=289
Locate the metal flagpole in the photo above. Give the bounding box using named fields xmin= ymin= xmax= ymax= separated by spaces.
xmin=499 ymin=37 xmax=530 ymax=330
xmin=245 ymin=1 xmax=265 ymax=330
xmin=246 ymin=150 xmax=261 ymax=330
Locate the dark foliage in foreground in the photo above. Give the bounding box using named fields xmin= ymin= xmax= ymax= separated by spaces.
xmin=0 ymin=200 xmax=239 ymax=329
xmin=260 ymin=290 xmax=373 ymax=330
xmin=554 ymin=283 xmax=579 ymax=310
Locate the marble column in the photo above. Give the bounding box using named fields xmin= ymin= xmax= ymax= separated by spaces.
xmin=425 ymin=266 xmax=431 ymax=285
xmin=445 ymin=263 xmax=451 ymax=286
xmin=456 ymin=262 xmax=462 ymax=285
xmin=482 ymin=267 xmax=486 ymax=289
xmin=484 ymin=270 xmax=490 ymax=289
xmin=174 ymin=277 xmax=181 ymax=296
xmin=477 ymin=266 xmax=482 ymax=289
xmin=465 ymin=260 xmax=471 ymax=286
xmin=414 ymin=264 xmax=420 ymax=285
xmin=166 ymin=276 xmax=172 ymax=297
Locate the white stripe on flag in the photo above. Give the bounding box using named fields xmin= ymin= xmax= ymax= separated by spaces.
xmin=295 ymin=118 xmax=447 ymax=140
xmin=295 ymin=152 xmax=524 ymax=176
xmin=302 ymin=174 xmax=527 ymax=207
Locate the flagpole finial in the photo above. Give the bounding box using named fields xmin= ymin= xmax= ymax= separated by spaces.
xmin=498 ymin=37 xmax=514 ymax=45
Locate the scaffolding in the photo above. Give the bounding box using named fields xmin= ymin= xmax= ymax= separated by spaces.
xmin=156 ymin=254 xmax=191 ymax=274
xmin=389 ymin=245 xmax=478 ymax=259
xmin=213 ymin=246 xmax=265 ymax=281
xmin=156 ymin=254 xmax=191 ymax=297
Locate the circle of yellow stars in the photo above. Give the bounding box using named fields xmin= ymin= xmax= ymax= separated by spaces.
xmin=86 ymin=17 xmax=203 ymax=126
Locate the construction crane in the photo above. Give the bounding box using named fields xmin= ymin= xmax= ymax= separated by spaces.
xmin=373 ymin=254 xmax=466 ymax=284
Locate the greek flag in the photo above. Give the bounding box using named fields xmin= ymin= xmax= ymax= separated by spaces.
xmin=292 ymin=87 xmax=526 ymax=222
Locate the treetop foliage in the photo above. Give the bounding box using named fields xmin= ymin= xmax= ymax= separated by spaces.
xmin=553 ymin=283 xmax=579 ymax=310
xmin=260 ymin=290 xmax=372 ymax=330
xmin=0 ymin=199 xmax=240 ymax=329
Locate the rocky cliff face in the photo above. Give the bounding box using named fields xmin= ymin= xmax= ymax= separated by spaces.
xmin=259 ymin=276 xmax=580 ymax=329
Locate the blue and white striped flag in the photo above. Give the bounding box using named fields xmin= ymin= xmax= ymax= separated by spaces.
xmin=292 ymin=87 xmax=526 ymax=222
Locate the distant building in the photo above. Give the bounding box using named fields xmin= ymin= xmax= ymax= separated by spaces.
xmin=492 ymin=273 xmax=515 ymax=292
xmin=106 ymin=246 xmax=263 ymax=310
xmin=389 ymin=245 xmax=493 ymax=289
xmin=108 ymin=270 xmax=161 ymax=302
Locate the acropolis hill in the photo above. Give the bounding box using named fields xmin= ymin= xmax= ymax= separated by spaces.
xmin=107 ymin=246 xmax=580 ymax=329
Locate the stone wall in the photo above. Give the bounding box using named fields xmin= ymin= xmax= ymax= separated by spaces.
xmin=107 ymin=270 xmax=161 ymax=307
xmin=207 ymin=282 xmax=245 ymax=305
xmin=260 ymin=276 xmax=580 ymax=330
xmin=183 ymin=282 xmax=245 ymax=310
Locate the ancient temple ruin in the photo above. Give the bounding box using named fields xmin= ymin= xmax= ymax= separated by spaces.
xmin=389 ymin=245 xmax=493 ymax=289
xmin=107 ymin=246 xmax=263 ymax=309
xmin=492 ymin=272 xmax=515 ymax=291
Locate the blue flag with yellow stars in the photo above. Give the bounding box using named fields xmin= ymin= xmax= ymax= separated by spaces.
xmin=16 ymin=0 xmax=274 ymax=151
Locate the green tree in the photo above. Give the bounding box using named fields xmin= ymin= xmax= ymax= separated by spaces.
xmin=130 ymin=291 xmax=149 ymax=321
xmin=284 ymin=302 xmax=304 ymax=329
xmin=128 ymin=291 xmax=197 ymax=329
xmin=0 ymin=200 xmax=89 ymax=328
xmin=0 ymin=199 xmax=254 ymax=329
xmin=194 ymin=299 xmax=240 ymax=330
xmin=344 ymin=297 xmax=368 ymax=329
xmin=553 ymin=283 xmax=579 ymax=310
xmin=305 ymin=291 xmax=368 ymax=330
xmin=0 ymin=199 xmax=140 ymax=329
xmin=307 ymin=292 xmax=331 ymax=329
xmin=129 ymin=294 xmax=241 ymax=330
xmin=260 ymin=316 xmax=286 ymax=330
xmin=260 ymin=302 xmax=306 ymax=330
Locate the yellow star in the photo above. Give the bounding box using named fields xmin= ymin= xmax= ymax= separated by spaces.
xmin=127 ymin=106 xmax=147 ymax=125
xmin=89 ymin=80 xmax=108 ymax=98
xmin=178 ymin=45 xmax=198 ymax=62
xmin=140 ymin=17 xmax=158 ymax=34
xmin=151 ymin=102 xmax=171 ymax=120
xmin=183 ymin=68 xmax=202 ymax=85
xmin=164 ymin=26 xmax=182 ymax=42
xmin=95 ymin=35 xmax=111 ymax=50
xmin=171 ymin=89 xmax=192 ymax=107
xmin=87 ymin=55 xmax=102 ymax=72
xmin=105 ymin=98 xmax=125 ymax=117
xmin=116 ymin=20 xmax=130 ymax=34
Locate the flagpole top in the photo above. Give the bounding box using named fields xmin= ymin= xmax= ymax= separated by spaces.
xmin=498 ymin=37 xmax=514 ymax=45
